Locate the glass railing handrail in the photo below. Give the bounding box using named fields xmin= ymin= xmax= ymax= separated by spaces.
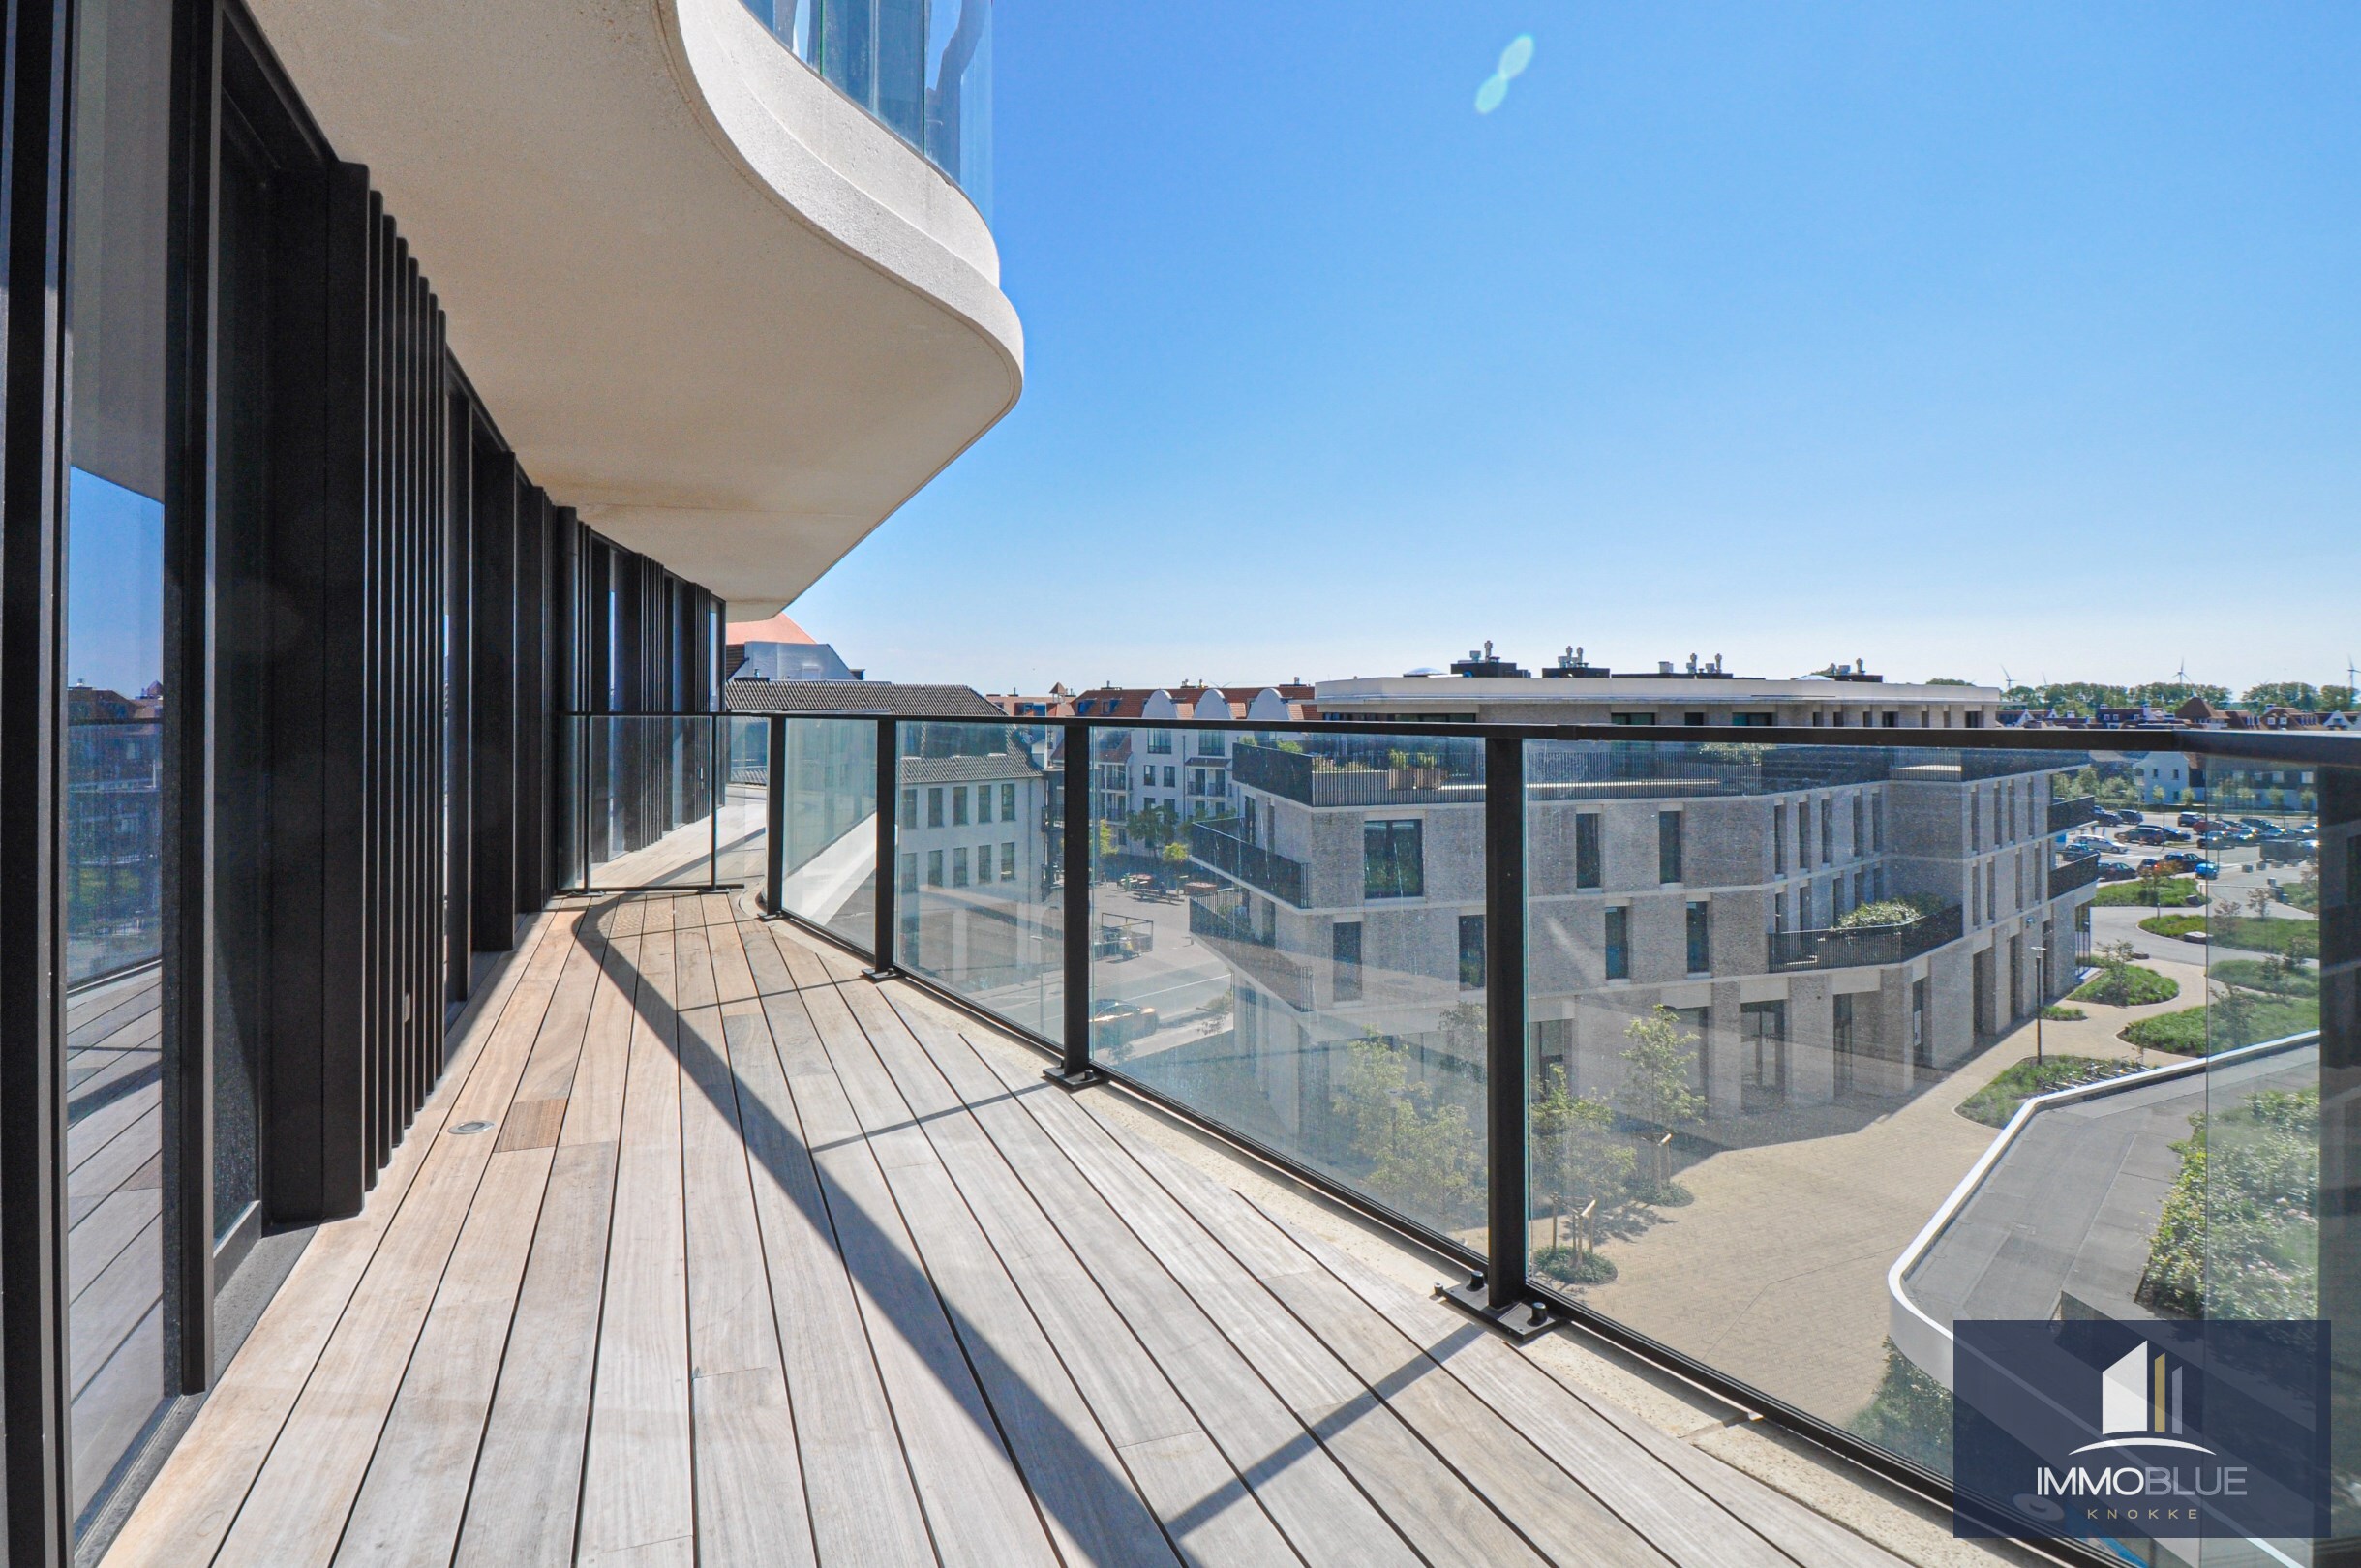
xmin=729 ymin=705 xmax=2343 ymax=1523
xmin=731 ymin=0 xmax=992 ymax=214
xmin=582 ymin=706 xmax=2356 ymax=764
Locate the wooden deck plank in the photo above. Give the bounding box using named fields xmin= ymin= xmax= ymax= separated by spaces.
xmin=732 ymin=992 xmax=937 ymax=1567
xmin=1248 ymin=1203 xmax=1903 ymax=1568
xmin=511 ymin=930 xmax=611 ymax=1104
xmin=104 ymin=913 xmax=569 ymax=1568
xmin=735 ymin=913 xmax=798 ymax=997
xmin=775 ymin=981 xmax=1057 ymax=1568
xmin=69 ymin=1186 xmax=162 ymax=1300
xmin=881 ymin=993 xmax=1425 ymax=1568
xmin=452 ymin=1139 xmax=620 ymax=1568
xmin=333 ymin=1145 xmax=558 ymax=1568
xmin=819 ymin=985 xmax=1186 ymax=1568
xmin=923 ymin=996 xmax=1551 ymax=1568
xmin=106 ymin=904 xmax=1922 ymax=1568
xmin=67 ymin=1078 xmax=159 ymax=1173
xmin=837 ymin=984 xmax=1296 ymax=1568
xmin=705 ymin=912 xmax=760 ymax=1007
xmin=579 ymin=928 xmax=698 ymax=1565
xmin=678 ymin=998 xmax=818 ymax=1568
xmin=560 ymin=933 xmax=640 ymax=1149
xmin=206 ymin=915 xmax=579 ymax=1568
xmin=1216 ymin=1217 xmax=1680 ymax=1568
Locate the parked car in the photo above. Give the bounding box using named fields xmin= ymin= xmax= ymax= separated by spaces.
xmin=2104 ymin=808 xmax=2145 ymax=826
xmin=2121 ymin=824 xmax=2181 ymax=845
xmin=2097 ymin=859 xmax=2137 ymax=881
xmin=2191 ymin=861 xmax=2221 ymax=879
xmin=2158 ymin=852 xmax=2200 ymax=872
xmin=2176 ymin=811 xmax=2207 ymax=827
xmin=2262 ymin=838 xmax=2319 ymax=866
xmin=1089 ymin=998 xmax=1158 ymax=1050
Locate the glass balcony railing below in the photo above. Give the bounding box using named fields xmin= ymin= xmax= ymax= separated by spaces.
xmin=736 ymin=0 xmax=991 ymax=215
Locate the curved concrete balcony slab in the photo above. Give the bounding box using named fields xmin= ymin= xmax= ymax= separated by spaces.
xmin=247 ymin=0 xmax=1023 ymax=617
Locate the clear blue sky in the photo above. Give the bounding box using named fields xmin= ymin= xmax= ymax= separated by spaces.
xmin=792 ymin=1 xmax=2361 ymax=695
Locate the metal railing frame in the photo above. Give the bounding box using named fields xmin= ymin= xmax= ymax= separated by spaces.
xmin=626 ymin=708 xmax=2346 ymax=1557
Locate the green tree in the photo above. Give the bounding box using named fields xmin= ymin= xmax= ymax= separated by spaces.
xmin=1617 ymin=1008 xmax=1705 ymax=1193
xmin=2323 ymin=686 xmax=2356 ymax=714
xmin=1125 ymin=804 xmax=1182 ymax=858
xmin=1529 ymin=1065 xmax=1631 ymax=1255
xmin=2136 ymin=860 xmax=2175 ymax=912
xmin=1332 ymin=1034 xmax=1482 ymax=1226
xmin=1438 ymin=1001 xmax=1486 ymax=1066
xmin=2240 ymin=682 xmax=2322 ymax=712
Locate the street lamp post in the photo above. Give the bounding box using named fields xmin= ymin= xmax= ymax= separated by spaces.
xmin=2033 ymin=941 xmax=2047 ymax=1065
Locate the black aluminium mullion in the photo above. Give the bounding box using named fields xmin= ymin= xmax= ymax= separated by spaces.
xmin=1 ymin=0 xmax=78 ymax=1540
xmin=408 ymin=274 xmax=429 ymax=1103
xmin=390 ymin=244 xmax=408 ymax=1127
xmin=1482 ymin=734 xmax=1528 ymax=1311
xmin=414 ymin=286 xmax=434 ymax=1091
xmin=156 ymin=0 xmax=223 ymax=1402
xmin=258 ymin=102 xmax=333 ymax=1228
xmin=318 ymin=163 xmax=369 ymax=1216
xmin=446 ymin=404 xmax=472 ymax=996
xmin=356 ymin=198 xmax=375 ymax=1176
xmin=392 ymin=241 xmax=413 ymax=1130
xmin=374 ymin=210 xmax=394 ymax=1164
xmin=766 ymin=718 xmax=789 ymax=915
xmin=411 ymin=275 xmax=431 ymax=1105
xmin=1047 ymin=721 xmax=1098 ymax=1087
xmin=865 ymin=717 xmax=893 ymax=968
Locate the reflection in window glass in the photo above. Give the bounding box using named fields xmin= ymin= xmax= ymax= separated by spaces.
xmin=894 ymin=723 xmax=1059 ymax=1041
xmin=1092 ymin=733 xmax=1484 ymax=1241
xmin=64 ymin=0 xmax=173 ymax=1531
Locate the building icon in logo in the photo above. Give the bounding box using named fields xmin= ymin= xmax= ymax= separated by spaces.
xmin=2071 ymin=1343 xmax=2213 ymax=1457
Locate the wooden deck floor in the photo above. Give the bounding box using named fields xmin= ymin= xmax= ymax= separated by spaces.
xmin=67 ymin=965 xmax=166 ymax=1519
xmin=102 ymin=894 xmax=1908 ymax=1568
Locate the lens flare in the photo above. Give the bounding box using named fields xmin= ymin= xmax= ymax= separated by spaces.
xmin=1474 ymin=73 xmax=1509 ymax=113
xmin=1498 ymin=34 xmax=1535 ymax=79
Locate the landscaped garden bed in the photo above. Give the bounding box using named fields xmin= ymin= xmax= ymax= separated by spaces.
xmin=1957 ymin=1055 xmax=2147 ymax=1128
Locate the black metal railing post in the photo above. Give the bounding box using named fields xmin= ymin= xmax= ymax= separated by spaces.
xmin=763 ymin=716 xmax=787 ymax=914
xmin=1047 ymin=719 xmax=1101 ymax=1087
xmin=866 ymin=716 xmax=897 ymax=977
xmin=1445 ymin=734 xmax=1550 ymax=1335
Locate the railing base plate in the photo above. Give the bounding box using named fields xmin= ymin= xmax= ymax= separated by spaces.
xmin=1439 ymin=1279 xmax=1558 ymax=1342
xmin=860 ymin=967 xmax=899 ymax=983
xmin=1042 ymin=1066 xmax=1106 ymax=1091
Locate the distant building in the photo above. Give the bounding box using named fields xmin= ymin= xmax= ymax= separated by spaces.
xmin=1066 ymin=684 xmax=1315 ymax=845
xmin=724 ymin=611 xmax=863 ymax=681
xmin=1315 ymin=649 xmax=1999 ymax=729
xmin=988 ymin=683 xmax=1075 ymax=718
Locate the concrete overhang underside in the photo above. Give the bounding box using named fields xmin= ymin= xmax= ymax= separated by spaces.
xmin=247 ymin=0 xmax=1023 ymax=618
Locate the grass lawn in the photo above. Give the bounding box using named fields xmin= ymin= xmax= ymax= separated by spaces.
xmin=2143 ymin=915 xmax=2321 ymax=960
xmin=2094 ymin=877 xmax=2199 ymax=908
xmin=2069 ymin=964 xmax=2179 ymax=1007
xmin=2210 ymin=916 xmax=2319 ymax=960
xmin=2119 ymin=995 xmax=2320 ymax=1055
xmin=1957 ymin=1055 xmax=2148 ymax=1128
xmin=2208 ymin=958 xmax=2317 ymax=997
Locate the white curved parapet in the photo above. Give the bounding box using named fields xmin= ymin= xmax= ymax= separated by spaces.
xmin=246 ymin=0 xmax=1023 ymax=617
xmin=1887 ymin=1031 xmax=2321 ymax=1390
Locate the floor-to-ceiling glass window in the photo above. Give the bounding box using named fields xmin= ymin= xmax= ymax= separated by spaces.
xmin=62 ymin=0 xmax=174 ymax=1531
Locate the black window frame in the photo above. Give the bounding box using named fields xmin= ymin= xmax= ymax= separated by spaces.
xmin=1363 ymin=817 xmax=1425 ymax=900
